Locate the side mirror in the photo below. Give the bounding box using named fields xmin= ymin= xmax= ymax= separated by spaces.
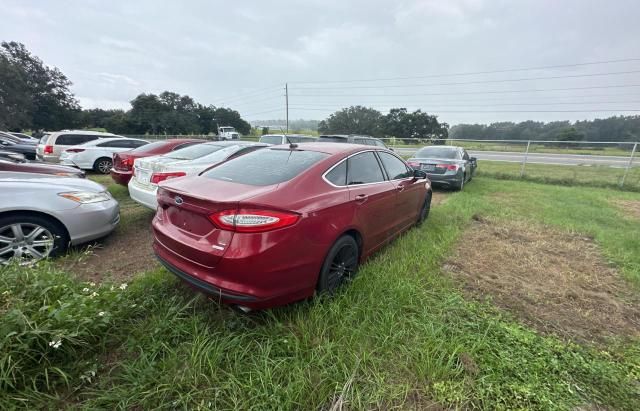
xmin=413 ymin=169 xmax=427 ymax=179
xmin=469 ymin=157 xmax=477 ymax=162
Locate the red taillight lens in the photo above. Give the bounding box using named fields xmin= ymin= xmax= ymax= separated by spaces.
xmin=66 ymin=148 xmax=85 ymax=153
xmin=150 ymin=171 xmax=186 ymax=184
xmin=44 ymin=145 xmax=53 ymax=154
xmin=209 ymin=209 xmax=300 ymax=233
xmin=407 ymin=161 xmax=420 ymax=168
xmin=436 ymin=164 xmax=459 ymax=171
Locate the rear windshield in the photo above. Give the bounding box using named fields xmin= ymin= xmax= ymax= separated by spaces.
xmin=202 ymin=149 xmax=329 ymax=186
xmin=415 ymin=147 xmax=459 ymax=159
xmin=165 ymin=143 xmax=223 ymax=160
xmin=259 ymin=135 xmax=283 ymax=145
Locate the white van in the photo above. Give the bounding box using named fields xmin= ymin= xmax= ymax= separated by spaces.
xmin=37 ymin=130 xmax=124 ymax=163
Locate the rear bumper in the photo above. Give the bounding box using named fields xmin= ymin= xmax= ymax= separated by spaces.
xmin=129 ymin=180 xmax=158 ymax=210
xmin=37 ymin=154 xmax=59 ymax=163
xmin=156 ymin=254 xmax=257 ymax=302
xmin=424 ymin=173 xmax=461 ymax=186
xmin=111 ymin=169 xmax=132 ymax=185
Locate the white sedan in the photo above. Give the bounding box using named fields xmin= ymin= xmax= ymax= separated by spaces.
xmin=59 ymin=137 xmax=149 ymax=174
xmin=129 ymin=141 xmax=267 ymax=210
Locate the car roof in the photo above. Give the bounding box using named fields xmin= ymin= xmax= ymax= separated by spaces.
xmin=319 ymin=134 xmax=378 ymax=139
xmin=269 ymin=142 xmax=388 ymax=156
xmin=49 ymin=130 xmax=122 ymax=136
xmin=202 ymin=141 xmax=267 ymax=147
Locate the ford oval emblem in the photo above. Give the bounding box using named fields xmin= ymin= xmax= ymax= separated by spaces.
xmin=174 ymin=196 xmax=184 ymax=205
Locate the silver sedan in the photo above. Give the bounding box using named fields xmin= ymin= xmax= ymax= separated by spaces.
xmin=0 ymin=172 xmax=120 ymax=264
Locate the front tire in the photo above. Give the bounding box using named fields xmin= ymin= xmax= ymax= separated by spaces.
xmin=317 ymin=235 xmax=360 ymax=295
xmin=417 ymin=192 xmax=432 ymax=225
xmin=94 ymin=157 xmax=113 ymax=174
xmin=0 ymin=214 xmax=69 ymax=264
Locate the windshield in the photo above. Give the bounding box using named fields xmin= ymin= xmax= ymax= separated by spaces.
xmin=318 ymin=136 xmax=347 ymax=143
xmin=415 ymin=147 xmax=460 ymax=159
xmin=202 ymin=149 xmax=329 ymax=186
xmin=259 ymin=135 xmax=284 ymax=145
xmin=165 ymin=143 xmax=224 ymax=160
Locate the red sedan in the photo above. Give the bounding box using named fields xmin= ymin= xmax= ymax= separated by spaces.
xmin=110 ymin=139 xmax=204 ymax=185
xmin=152 ymin=143 xmax=432 ymax=310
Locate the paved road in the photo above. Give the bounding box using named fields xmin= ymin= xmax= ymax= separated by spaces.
xmin=394 ymin=148 xmax=638 ymax=168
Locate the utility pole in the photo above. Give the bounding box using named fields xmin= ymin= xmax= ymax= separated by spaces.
xmin=285 ymin=83 xmax=289 ymax=133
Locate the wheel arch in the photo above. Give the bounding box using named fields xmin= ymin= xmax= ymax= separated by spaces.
xmin=0 ymin=210 xmax=70 ymax=242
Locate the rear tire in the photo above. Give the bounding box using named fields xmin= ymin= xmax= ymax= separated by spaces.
xmin=455 ymin=175 xmax=465 ymax=191
xmin=94 ymin=157 xmax=113 ymax=174
xmin=317 ymin=235 xmax=359 ymax=295
xmin=0 ymin=214 xmax=69 ymax=264
xmin=417 ymin=192 xmax=432 ymax=225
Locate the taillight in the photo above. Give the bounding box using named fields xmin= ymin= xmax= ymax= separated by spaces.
xmin=209 ymin=209 xmax=300 ymax=233
xmin=150 ymin=171 xmax=186 ymax=184
xmin=436 ymin=164 xmax=459 ymax=171
xmin=66 ymin=148 xmax=85 ymax=153
xmin=407 ymin=161 xmax=420 ymax=168
xmin=44 ymin=145 xmax=53 ymax=154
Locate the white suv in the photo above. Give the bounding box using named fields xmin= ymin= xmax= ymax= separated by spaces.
xmin=37 ymin=130 xmax=125 ymax=163
xmin=59 ymin=137 xmax=149 ymax=174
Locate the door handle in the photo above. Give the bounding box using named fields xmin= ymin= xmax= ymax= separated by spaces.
xmin=354 ymin=194 xmax=368 ymax=204
xmin=396 ymin=185 xmax=405 ymax=192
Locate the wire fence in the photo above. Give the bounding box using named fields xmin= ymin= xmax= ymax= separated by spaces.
xmin=125 ymin=135 xmax=639 ymax=191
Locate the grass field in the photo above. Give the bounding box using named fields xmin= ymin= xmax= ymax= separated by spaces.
xmin=390 ymin=140 xmax=637 ymax=157
xmin=476 ymin=160 xmax=640 ymax=192
xmin=1 ymin=177 xmax=639 ymax=409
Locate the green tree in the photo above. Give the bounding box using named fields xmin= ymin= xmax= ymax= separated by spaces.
xmin=317 ymin=106 xmax=382 ymax=135
xmin=380 ymin=108 xmax=448 ymax=143
xmin=0 ymin=41 xmax=79 ymax=131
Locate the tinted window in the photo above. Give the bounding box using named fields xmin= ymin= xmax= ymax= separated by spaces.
xmin=172 ymin=142 xmax=202 ymax=151
xmin=462 ymin=150 xmax=470 ymax=160
xmin=166 ymin=143 xmax=225 ymax=160
xmin=378 ymin=152 xmax=413 ymax=179
xmin=325 ymin=160 xmax=347 ymax=186
xmin=289 ymin=136 xmax=315 ymax=143
xmin=354 ymin=138 xmax=369 ymax=145
xmin=56 ymin=134 xmax=98 ymax=145
xmin=373 ymin=140 xmax=386 ymax=148
xmin=415 ymin=147 xmax=460 ymax=159
xmin=202 ymin=149 xmax=328 ymax=186
xmin=97 ymin=140 xmax=140 ymax=148
xmin=259 ymin=135 xmax=284 ymax=145
xmin=347 ymin=152 xmax=385 ymax=185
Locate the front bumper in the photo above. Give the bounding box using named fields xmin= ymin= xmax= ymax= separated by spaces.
xmin=61 ymin=199 xmax=120 ymax=245
xmin=128 ymin=180 xmax=159 ymax=210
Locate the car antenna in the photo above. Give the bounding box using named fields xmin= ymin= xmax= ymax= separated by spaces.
xmin=279 ymin=127 xmax=297 ymax=149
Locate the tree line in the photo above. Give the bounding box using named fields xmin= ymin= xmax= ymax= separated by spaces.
xmin=449 ymin=117 xmax=640 ymax=143
xmin=317 ymin=106 xmax=450 ymax=143
xmin=0 ymin=41 xmax=250 ymax=135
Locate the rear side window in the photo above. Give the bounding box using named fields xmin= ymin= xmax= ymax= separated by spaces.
xmin=354 ymin=138 xmax=369 ymax=145
xmin=378 ymin=152 xmax=413 ymax=180
xmin=202 ymin=149 xmax=329 ymax=186
xmin=347 ymin=152 xmax=385 ymax=185
xmin=259 ymin=135 xmax=284 ymax=145
xmin=318 ymin=136 xmax=347 ymax=143
xmin=55 ymin=134 xmax=99 ymax=145
xmin=373 ymin=140 xmax=386 ymax=148
xmin=325 ymin=161 xmax=347 ymax=186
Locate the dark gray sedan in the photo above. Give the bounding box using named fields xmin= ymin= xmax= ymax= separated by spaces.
xmin=0 ymin=134 xmax=37 ymax=160
xmin=407 ymin=146 xmax=477 ymax=190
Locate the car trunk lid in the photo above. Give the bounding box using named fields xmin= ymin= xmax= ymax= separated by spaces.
xmin=155 ymin=176 xmax=278 ymax=268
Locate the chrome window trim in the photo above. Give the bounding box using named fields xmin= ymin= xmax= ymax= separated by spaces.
xmin=322 ymin=149 xmax=411 ymax=188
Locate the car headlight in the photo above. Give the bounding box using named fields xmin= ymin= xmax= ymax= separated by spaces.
xmin=58 ymin=191 xmax=112 ymax=203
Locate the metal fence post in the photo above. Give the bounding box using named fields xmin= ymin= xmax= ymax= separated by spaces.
xmin=620 ymin=143 xmax=637 ymax=187
xmin=520 ymin=140 xmax=531 ymax=178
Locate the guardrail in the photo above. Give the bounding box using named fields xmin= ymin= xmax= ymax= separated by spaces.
xmin=126 ymin=135 xmax=639 ymax=190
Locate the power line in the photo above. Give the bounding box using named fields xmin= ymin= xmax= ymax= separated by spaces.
xmin=289 ymin=84 xmax=640 ymax=98
xmin=291 ymin=70 xmax=640 ymax=90
xmin=288 ymin=58 xmax=640 ymax=84
xmin=287 ymin=107 xmax=640 ymax=113
xmin=289 ymin=100 xmax=640 ymax=108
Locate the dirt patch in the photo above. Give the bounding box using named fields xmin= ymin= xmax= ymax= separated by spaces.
xmin=613 ymin=199 xmax=640 ymax=220
xmin=60 ymin=203 xmax=158 ymax=283
xmin=443 ymin=217 xmax=640 ymax=344
xmin=431 ymin=191 xmax=449 ymax=206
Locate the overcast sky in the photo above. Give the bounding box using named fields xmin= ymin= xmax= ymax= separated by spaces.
xmin=2 ymin=0 xmax=640 ymax=124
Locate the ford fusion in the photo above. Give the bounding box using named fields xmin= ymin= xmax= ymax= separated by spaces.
xmin=152 ymin=143 xmax=432 ymax=310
